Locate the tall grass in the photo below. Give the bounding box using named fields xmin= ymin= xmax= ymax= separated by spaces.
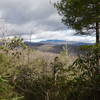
xmin=0 ymin=37 xmax=100 ymax=100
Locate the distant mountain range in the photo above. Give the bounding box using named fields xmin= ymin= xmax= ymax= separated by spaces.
xmin=40 ymin=40 xmax=66 ymax=43
xmin=39 ymin=39 xmax=94 ymax=46
xmin=24 ymin=40 xmax=94 ymax=55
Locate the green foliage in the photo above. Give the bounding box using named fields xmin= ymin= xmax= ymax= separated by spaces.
xmin=0 ymin=75 xmax=23 ymax=100
xmin=0 ymin=37 xmax=26 ymax=100
xmin=6 ymin=37 xmax=27 ymax=50
xmin=55 ymin=0 xmax=100 ymax=30
xmin=0 ymin=53 xmax=11 ymax=75
xmin=80 ymin=44 xmax=100 ymax=50
xmin=67 ymin=46 xmax=100 ymax=100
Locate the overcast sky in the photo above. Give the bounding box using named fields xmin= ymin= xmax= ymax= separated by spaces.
xmin=0 ymin=0 xmax=95 ymax=43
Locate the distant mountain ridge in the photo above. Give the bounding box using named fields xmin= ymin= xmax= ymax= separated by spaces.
xmin=24 ymin=40 xmax=94 ymax=55
xmin=39 ymin=39 xmax=94 ymax=46
xmin=40 ymin=40 xmax=66 ymax=43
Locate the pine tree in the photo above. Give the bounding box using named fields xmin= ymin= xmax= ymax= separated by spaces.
xmin=55 ymin=0 xmax=100 ymax=44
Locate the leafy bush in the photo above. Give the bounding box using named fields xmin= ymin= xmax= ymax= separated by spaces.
xmin=66 ymin=45 xmax=100 ymax=100
xmin=0 ymin=75 xmax=23 ymax=100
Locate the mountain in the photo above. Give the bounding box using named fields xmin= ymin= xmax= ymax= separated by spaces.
xmin=39 ymin=39 xmax=94 ymax=46
xmin=40 ymin=40 xmax=66 ymax=42
xmin=39 ymin=40 xmax=66 ymax=45
xmin=24 ymin=40 xmax=94 ymax=55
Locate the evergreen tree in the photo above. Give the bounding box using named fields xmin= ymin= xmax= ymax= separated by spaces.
xmin=55 ymin=0 xmax=100 ymax=44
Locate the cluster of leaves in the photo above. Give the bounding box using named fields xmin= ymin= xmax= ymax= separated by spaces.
xmin=55 ymin=0 xmax=100 ymax=31
xmin=0 ymin=37 xmax=26 ymax=100
xmin=67 ymin=45 xmax=100 ymax=100
xmin=6 ymin=37 xmax=27 ymax=50
xmin=0 ymin=68 xmax=23 ymax=100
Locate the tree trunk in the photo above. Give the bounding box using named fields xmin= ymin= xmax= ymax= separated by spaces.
xmin=96 ymin=22 xmax=100 ymax=44
xmin=95 ymin=22 xmax=100 ymax=71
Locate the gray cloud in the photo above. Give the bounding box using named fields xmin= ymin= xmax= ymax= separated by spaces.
xmin=0 ymin=0 xmax=95 ymax=43
xmin=0 ymin=0 xmax=65 ymax=31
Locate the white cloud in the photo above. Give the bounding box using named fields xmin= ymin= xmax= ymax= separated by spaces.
xmin=20 ymin=30 xmax=95 ymax=43
xmin=0 ymin=0 xmax=95 ymax=43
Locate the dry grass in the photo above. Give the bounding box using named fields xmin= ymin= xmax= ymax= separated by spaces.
xmin=0 ymin=47 xmax=77 ymax=77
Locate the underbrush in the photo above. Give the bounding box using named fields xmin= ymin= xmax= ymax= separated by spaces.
xmin=0 ymin=37 xmax=100 ymax=100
